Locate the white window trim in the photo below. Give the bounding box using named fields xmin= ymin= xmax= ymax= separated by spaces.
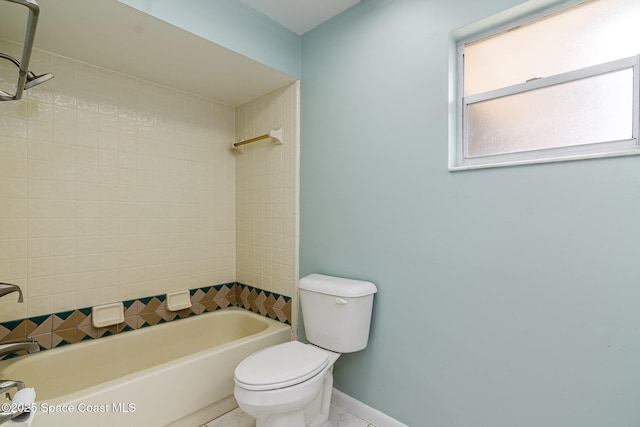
xmin=448 ymin=0 xmax=640 ymax=171
xmin=460 ymin=55 xmax=640 ymax=168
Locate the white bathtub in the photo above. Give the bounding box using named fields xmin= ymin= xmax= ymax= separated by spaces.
xmin=0 ymin=308 xmax=290 ymax=427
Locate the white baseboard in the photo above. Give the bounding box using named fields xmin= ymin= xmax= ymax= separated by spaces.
xmin=331 ymin=388 xmax=408 ymax=427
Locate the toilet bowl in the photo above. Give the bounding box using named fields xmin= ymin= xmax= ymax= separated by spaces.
xmin=233 ymin=274 xmax=377 ymax=427
xmin=234 ymin=341 xmax=340 ymax=427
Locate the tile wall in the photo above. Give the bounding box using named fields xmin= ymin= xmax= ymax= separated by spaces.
xmin=235 ymin=83 xmax=300 ymax=334
xmin=0 ymin=39 xmax=237 ymax=323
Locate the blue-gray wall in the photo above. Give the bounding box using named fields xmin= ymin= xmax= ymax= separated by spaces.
xmin=118 ymin=0 xmax=301 ymax=78
xmin=300 ymin=0 xmax=640 ymax=426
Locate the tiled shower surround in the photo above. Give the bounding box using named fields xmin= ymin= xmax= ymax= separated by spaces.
xmin=0 ymin=283 xmax=291 ymax=355
xmin=235 ymin=83 xmax=300 ymax=334
xmin=0 ymin=39 xmax=299 ymax=337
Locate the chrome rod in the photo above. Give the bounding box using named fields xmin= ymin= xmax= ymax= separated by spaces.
xmin=1 ymin=0 xmax=49 ymax=101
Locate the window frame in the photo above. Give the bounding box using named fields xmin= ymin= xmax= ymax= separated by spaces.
xmin=448 ymin=0 xmax=640 ymax=171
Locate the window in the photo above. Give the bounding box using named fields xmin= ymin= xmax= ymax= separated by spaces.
xmin=450 ymin=0 xmax=640 ymax=170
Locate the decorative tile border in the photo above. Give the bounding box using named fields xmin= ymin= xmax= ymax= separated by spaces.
xmin=235 ymin=283 xmax=292 ymax=324
xmin=0 ymin=282 xmax=291 ymax=358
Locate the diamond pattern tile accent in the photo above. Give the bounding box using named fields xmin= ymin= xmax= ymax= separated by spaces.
xmin=0 ymin=325 xmax=11 ymax=342
xmin=32 ymin=333 xmax=52 ymax=350
xmin=124 ymin=300 xmax=144 ymax=317
xmin=27 ymin=315 xmax=52 ymax=336
xmin=235 ymin=283 xmax=292 ymax=325
xmin=1 ymin=320 xmax=27 ymax=342
xmin=0 ymin=281 xmax=291 ymax=358
xmin=139 ymin=296 xmax=163 ymax=314
xmin=77 ymin=322 xmax=99 ymax=340
xmin=191 ymin=288 xmax=206 ymax=305
xmin=53 ymin=310 xmax=80 ymax=331
xmin=124 ymin=316 xmax=139 ymax=330
xmin=139 ymin=311 xmax=164 ymax=328
xmin=56 ymin=328 xmax=88 ymax=344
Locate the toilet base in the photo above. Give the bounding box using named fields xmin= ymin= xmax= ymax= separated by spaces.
xmin=234 ymin=344 xmax=341 ymax=427
xmin=237 ymin=367 xmax=334 ymax=427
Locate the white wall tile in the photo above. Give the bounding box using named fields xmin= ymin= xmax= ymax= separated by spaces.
xmin=0 ymin=220 xmax=27 ymax=239
xmin=0 ymin=177 xmax=26 ymax=198
xmin=29 ymin=276 xmax=53 ymax=297
xmin=27 ymin=295 xmax=54 ymax=317
xmin=53 ymin=292 xmax=77 ymax=312
xmin=0 ymin=239 xmax=27 ymax=260
xmin=1 ymin=41 xmax=301 ymax=328
xmin=27 ymin=159 xmax=54 ymax=180
xmin=0 ymin=158 xmax=26 ymax=178
xmin=52 ymin=273 xmax=77 ymax=294
xmin=27 ymin=140 xmax=53 ymax=160
xmin=1 ymin=136 xmax=27 ymax=158
xmin=53 ymin=255 xmax=77 ymax=275
xmin=54 ymin=181 xmax=76 ymax=200
xmin=28 ymin=256 xmax=54 ymax=277
xmin=0 ymin=38 xmax=236 ymax=322
xmin=28 ymin=219 xmax=54 ymax=238
xmin=235 ymin=82 xmax=299 ymax=327
xmin=28 ymin=238 xmax=54 ymax=258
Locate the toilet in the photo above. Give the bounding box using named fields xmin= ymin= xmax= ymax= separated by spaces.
xmin=233 ymin=273 xmax=377 ymax=427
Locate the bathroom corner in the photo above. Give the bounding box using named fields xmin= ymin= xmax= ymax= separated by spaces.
xmin=235 ymin=81 xmax=301 ymax=339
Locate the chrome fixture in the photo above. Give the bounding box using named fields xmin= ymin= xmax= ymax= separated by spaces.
xmin=0 ymin=338 xmax=40 ymax=358
xmin=0 ymin=52 xmax=53 ymax=90
xmin=0 ymin=283 xmax=23 ymax=303
xmin=0 ymin=380 xmax=24 ymax=395
xmin=0 ymin=380 xmax=29 ymax=425
xmin=0 ymin=0 xmax=54 ymax=101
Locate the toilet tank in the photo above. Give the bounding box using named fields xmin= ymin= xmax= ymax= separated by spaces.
xmin=299 ymin=274 xmax=377 ymax=353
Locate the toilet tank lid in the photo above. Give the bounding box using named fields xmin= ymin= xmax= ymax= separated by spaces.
xmin=299 ymin=274 xmax=377 ymax=297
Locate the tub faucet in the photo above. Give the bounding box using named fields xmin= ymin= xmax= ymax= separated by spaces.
xmin=0 ymin=380 xmax=28 ymax=425
xmin=0 ymin=380 xmax=24 ymax=396
xmin=0 ymin=283 xmax=23 ymax=303
xmin=0 ymin=339 xmax=39 ymax=358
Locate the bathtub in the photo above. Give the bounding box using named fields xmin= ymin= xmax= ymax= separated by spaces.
xmin=0 ymin=308 xmax=290 ymax=427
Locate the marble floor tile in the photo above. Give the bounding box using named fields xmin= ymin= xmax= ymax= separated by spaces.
xmin=203 ymin=407 xmax=255 ymax=427
xmin=329 ymin=402 xmax=372 ymax=427
xmin=204 ymin=402 xmax=376 ymax=427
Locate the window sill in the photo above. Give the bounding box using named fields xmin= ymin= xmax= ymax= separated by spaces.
xmin=449 ymin=140 xmax=640 ymax=171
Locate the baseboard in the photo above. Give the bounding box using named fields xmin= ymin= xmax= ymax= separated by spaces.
xmin=331 ymin=388 xmax=408 ymax=427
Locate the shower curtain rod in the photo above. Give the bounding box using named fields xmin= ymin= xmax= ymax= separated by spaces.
xmin=232 ymin=128 xmax=282 ymax=151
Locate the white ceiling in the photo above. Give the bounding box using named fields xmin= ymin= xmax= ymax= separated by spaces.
xmin=239 ymin=0 xmax=361 ymax=35
xmin=0 ymin=0 xmax=360 ymax=105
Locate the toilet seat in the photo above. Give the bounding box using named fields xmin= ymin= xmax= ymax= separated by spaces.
xmin=234 ymin=341 xmax=330 ymax=391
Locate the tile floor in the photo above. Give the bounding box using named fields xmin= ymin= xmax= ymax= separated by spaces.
xmin=204 ymin=402 xmax=376 ymax=427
